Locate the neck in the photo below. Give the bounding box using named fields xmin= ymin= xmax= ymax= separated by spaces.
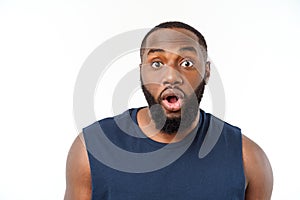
xmin=137 ymin=107 xmax=200 ymax=143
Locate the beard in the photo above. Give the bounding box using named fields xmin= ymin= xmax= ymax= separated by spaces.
xmin=141 ymin=79 xmax=205 ymax=135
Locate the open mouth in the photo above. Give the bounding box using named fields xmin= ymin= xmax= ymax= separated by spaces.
xmin=166 ymin=95 xmax=179 ymax=103
xmin=160 ymin=89 xmax=184 ymax=112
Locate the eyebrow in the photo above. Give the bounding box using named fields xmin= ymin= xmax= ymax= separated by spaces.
xmin=146 ymin=46 xmax=197 ymax=56
xmin=179 ymin=46 xmax=197 ymax=54
xmin=147 ymin=48 xmax=165 ymax=55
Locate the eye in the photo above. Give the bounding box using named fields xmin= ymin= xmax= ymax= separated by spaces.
xmin=180 ymin=60 xmax=194 ymax=68
xmin=151 ymin=61 xmax=164 ymax=69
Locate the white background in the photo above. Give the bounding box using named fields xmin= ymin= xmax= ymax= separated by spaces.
xmin=0 ymin=0 xmax=299 ymax=199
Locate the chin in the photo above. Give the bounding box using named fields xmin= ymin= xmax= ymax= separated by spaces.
xmin=164 ymin=109 xmax=181 ymax=118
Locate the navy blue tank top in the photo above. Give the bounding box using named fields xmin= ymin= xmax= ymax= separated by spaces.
xmin=83 ymin=108 xmax=245 ymax=199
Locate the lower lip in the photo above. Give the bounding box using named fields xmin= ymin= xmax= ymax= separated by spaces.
xmin=161 ymin=98 xmax=182 ymax=112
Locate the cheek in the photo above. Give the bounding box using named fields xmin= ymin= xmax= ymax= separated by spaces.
xmin=181 ymin=72 xmax=203 ymax=90
xmin=141 ymin=71 xmax=162 ymax=98
xmin=143 ymin=83 xmax=163 ymax=102
xmin=180 ymin=62 xmax=206 ymax=87
xmin=140 ymin=68 xmax=162 ymax=86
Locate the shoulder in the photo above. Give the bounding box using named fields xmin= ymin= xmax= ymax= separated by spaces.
xmin=84 ymin=108 xmax=136 ymax=130
xmin=64 ymin=133 xmax=91 ymax=200
xmin=242 ymin=134 xmax=273 ymax=199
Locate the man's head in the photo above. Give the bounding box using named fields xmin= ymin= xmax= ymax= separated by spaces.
xmin=140 ymin=21 xmax=208 ymax=62
xmin=139 ymin=21 xmax=210 ymax=134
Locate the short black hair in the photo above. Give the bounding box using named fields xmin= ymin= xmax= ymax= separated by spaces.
xmin=140 ymin=21 xmax=208 ymax=61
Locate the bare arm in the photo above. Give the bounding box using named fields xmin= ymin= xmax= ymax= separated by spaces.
xmin=64 ymin=133 xmax=92 ymax=200
xmin=243 ymin=135 xmax=273 ymax=200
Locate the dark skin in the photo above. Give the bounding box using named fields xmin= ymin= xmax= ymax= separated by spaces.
xmin=138 ymin=28 xmax=209 ymax=141
xmin=64 ymin=28 xmax=273 ymax=200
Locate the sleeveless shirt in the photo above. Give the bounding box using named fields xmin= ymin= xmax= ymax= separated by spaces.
xmin=83 ymin=108 xmax=245 ymax=199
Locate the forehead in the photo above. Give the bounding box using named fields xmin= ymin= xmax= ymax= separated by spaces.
xmin=144 ymin=28 xmax=201 ymax=52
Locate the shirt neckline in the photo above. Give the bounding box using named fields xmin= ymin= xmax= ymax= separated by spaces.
xmin=130 ymin=107 xmax=203 ymax=149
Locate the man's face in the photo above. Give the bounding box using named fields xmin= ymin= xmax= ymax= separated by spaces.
xmin=140 ymin=28 xmax=210 ymax=134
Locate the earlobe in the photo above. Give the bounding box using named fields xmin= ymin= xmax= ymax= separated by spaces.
xmin=204 ymin=61 xmax=211 ymax=84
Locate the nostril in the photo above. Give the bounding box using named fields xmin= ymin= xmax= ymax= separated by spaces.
xmin=163 ymin=80 xmax=183 ymax=86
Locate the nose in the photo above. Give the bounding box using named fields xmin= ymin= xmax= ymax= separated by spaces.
xmin=162 ymin=66 xmax=183 ymax=86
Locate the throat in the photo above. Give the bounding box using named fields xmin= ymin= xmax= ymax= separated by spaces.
xmin=167 ymin=96 xmax=178 ymax=103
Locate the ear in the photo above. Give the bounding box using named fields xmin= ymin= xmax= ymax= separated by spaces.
xmin=204 ymin=61 xmax=211 ymax=84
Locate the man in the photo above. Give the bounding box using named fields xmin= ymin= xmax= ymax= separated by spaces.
xmin=64 ymin=21 xmax=273 ymax=199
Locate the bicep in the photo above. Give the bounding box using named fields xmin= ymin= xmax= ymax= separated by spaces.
xmin=243 ymin=135 xmax=273 ymax=200
xmin=64 ymin=133 xmax=92 ymax=200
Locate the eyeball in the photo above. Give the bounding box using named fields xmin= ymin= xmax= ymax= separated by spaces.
xmin=151 ymin=61 xmax=164 ymax=69
xmin=180 ymin=60 xmax=194 ymax=68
